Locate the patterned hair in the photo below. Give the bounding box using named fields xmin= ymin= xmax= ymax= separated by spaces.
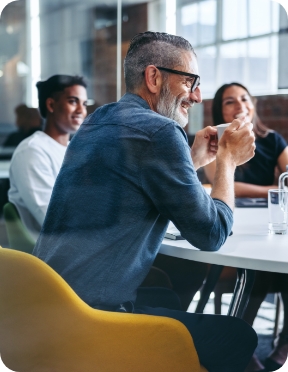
xmin=124 ymin=31 xmax=196 ymax=93
xmin=36 ymin=75 xmax=87 ymax=118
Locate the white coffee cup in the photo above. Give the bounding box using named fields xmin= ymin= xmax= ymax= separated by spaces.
xmin=217 ymin=123 xmax=231 ymax=139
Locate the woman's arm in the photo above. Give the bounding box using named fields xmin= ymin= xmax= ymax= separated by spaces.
xmin=234 ymin=182 xmax=274 ymax=198
xmin=277 ymin=147 xmax=288 ymax=173
xmin=204 ymin=157 xmax=280 ymax=198
xmin=235 ymin=147 xmax=288 ymax=197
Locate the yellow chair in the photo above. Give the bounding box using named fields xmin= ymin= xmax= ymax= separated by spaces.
xmin=3 ymin=202 xmax=35 ymax=253
xmin=0 ymin=248 xmax=208 ymax=372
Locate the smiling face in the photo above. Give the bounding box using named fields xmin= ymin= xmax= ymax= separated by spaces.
xmin=156 ymin=51 xmax=202 ymax=128
xmin=51 ymin=85 xmax=88 ymax=134
xmin=221 ymin=85 xmax=255 ymax=124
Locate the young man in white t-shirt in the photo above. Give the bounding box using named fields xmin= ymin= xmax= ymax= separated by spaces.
xmin=8 ymin=75 xmax=88 ymax=240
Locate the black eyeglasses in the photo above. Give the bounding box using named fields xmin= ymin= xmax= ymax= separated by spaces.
xmin=156 ymin=66 xmax=200 ymax=93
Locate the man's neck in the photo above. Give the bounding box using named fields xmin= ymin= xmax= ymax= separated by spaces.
xmin=44 ymin=121 xmax=69 ymax=146
xmin=135 ymin=88 xmax=158 ymax=113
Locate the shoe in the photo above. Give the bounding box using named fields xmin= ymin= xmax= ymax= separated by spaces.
xmin=264 ymin=332 xmax=288 ymax=371
xmin=245 ymin=353 xmax=266 ymax=372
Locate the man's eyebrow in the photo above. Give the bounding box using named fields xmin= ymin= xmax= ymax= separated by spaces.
xmin=66 ymin=95 xmax=79 ymax=100
xmin=66 ymin=95 xmax=88 ymax=102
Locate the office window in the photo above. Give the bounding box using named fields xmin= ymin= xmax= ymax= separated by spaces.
xmin=272 ymin=1 xmax=281 ymax=33
xmin=222 ymin=0 xmax=248 ymax=40
xmin=177 ymin=0 xmax=282 ymax=98
xmin=219 ymin=41 xmax=246 ymax=86
xmin=0 ymin=0 xmax=286 ymax=133
xmin=178 ymin=0 xmax=216 ymax=47
xmin=197 ymin=46 xmax=216 ymax=96
xmin=198 ymin=0 xmax=216 ymax=45
xmin=0 ymin=0 xmax=27 ymax=138
xmin=0 ymin=0 xmax=152 ymax=140
xmin=180 ymin=3 xmax=198 ymax=46
xmin=223 ymin=0 xmax=280 ymax=40
xmin=248 ymin=38 xmax=270 ymax=86
xmin=249 ymin=0 xmax=273 ymax=36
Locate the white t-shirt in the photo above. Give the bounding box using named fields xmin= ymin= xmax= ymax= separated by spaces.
xmin=8 ymin=131 xmax=67 ymax=240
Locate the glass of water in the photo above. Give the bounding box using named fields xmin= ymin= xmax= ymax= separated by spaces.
xmin=268 ymin=189 xmax=288 ymax=235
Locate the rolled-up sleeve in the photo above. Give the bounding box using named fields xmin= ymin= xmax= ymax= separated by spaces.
xmin=140 ymin=123 xmax=233 ymax=251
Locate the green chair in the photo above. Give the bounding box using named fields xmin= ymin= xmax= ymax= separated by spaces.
xmin=3 ymin=202 xmax=35 ymax=253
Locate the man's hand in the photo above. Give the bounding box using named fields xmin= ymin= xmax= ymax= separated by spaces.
xmin=217 ymin=119 xmax=255 ymax=167
xmin=191 ymin=126 xmax=218 ymax=170
xmin=209 ymin=119 xmax=255 ymax=211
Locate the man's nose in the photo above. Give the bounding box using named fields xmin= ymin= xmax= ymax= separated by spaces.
xmin=77 ymin=103 xmax=87 ymax=116
xmin=190 ymin=86 xmax=202 ymax=103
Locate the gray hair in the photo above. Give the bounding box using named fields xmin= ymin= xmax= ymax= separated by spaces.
xmin=124 ymin=31 xmax=196 ymax=93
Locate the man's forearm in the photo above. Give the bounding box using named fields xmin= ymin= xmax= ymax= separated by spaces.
xmin=210 ymin=157 xmax=236 ymax=210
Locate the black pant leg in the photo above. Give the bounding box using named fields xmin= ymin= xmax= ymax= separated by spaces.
xmin=136 ymin=287 xmax=182 ymax=310
xmin=134 ymin=306 xmax=257 ymax=372
xmin=152 ymin=254 xmax=208 ymax=310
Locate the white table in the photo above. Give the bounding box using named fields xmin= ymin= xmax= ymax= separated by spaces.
xmin=160 ymin=208 xmax=288 ymax=317
xmin=0 ymin=161 xmax=10 ymax=179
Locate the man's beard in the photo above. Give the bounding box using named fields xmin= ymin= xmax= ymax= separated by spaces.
xmin=156 ymin=83 xmax=190 ymax=128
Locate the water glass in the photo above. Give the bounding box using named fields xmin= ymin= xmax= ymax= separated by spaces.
xmin=268 ymin=189 xmax=288 ymax=234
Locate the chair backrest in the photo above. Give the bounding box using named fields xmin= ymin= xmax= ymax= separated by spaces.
xmin=0 ymin=247 xmax=205 ymax=372
xmin=3 ymin=202 xmax=35 ymax=253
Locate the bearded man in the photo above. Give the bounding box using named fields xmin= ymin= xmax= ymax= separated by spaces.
xmin=33 ymin=32 xmax=257 ymax=371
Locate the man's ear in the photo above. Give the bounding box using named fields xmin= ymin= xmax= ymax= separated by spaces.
xmin=144 ymin=65 xmax=162 ymax=94
xmin=46 ymin=98 xmax=55 ymax=114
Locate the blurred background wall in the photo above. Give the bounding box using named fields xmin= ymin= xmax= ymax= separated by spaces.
xmin=0 ymin=0 xmax=287 ymax=142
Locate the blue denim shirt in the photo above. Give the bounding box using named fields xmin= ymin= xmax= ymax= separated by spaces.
xmin=33 ymin=93 xmax=233 ymax=307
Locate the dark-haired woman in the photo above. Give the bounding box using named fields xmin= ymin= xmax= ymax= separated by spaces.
xmin=204 ymin=82 xmax=288 ymax=372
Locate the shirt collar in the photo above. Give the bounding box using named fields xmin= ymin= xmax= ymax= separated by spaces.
xmin=119 ymin=93 xmax=151 ymax=110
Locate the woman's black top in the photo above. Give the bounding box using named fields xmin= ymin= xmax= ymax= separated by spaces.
xmin=234 ymin=131 xmax=287 ymax=186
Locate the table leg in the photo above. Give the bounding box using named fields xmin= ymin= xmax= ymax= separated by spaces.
xmin=195 ymin=264 xmax=223 ymax=313
xmin=227 ymin=269 xmax=256 ymax=318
